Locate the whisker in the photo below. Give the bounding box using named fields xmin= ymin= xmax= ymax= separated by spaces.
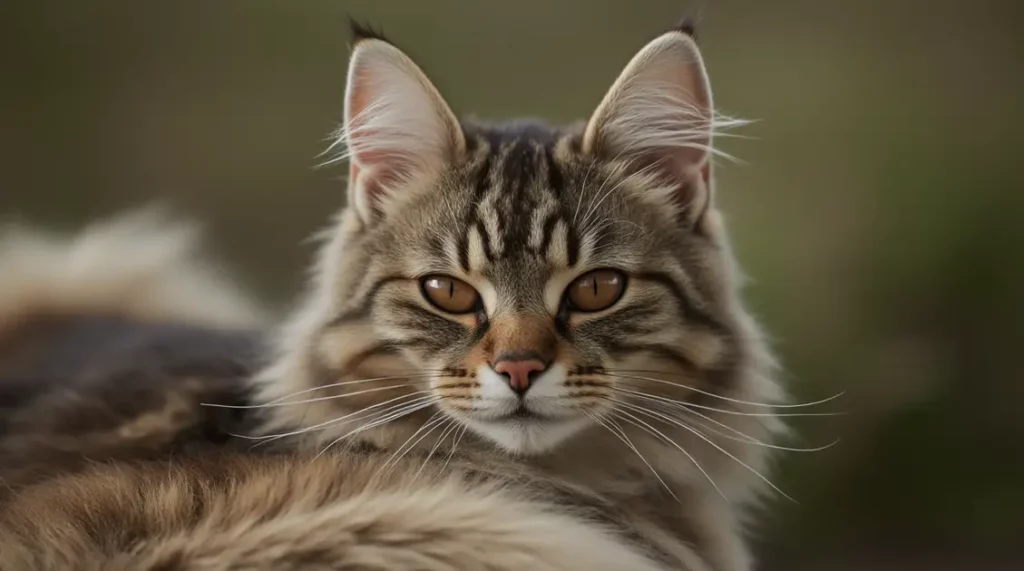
xmin=376 ymin=411 xmax=446 ymax=475
xmin=613 ymin=399 xmax=796 ymax=503
xmin=609 ymin=408 xmax=729 ymax=504
xmin=571 ymin=158 xmax=597 ymax=226
xmin=247 ymin=396 xmax=438 ymax=451
xmin=584 ymin=410 xmax=679 ymax=502
xmin=312 ymin=398 xmax=441 ymax=461
xmin=637 ymin=396 xmax=839 ymax=453
xmin=231 ymin=391 xmax=433 ymax=442
xmin=413 ymin=418 xmax=460 ymax=481
xmin=580 ymin=161 xmax=662 ymax=230
xmin=608 ymin=385 xmax=844 ymax=418
xmin=204 ymin=383 xmax=413 ymax=410
xmin=261 ymin=372 xmax=443 ymax=404
xmin=436 ymin=424 xmax=468 ymax=479
xmin=576 ymin=155 xmax=617 ymax=230
xmin=604 ymin=370 xmax=844 ymax=409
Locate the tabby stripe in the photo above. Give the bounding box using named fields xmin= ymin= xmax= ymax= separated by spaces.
xmin=601 ymin=304 xmax=663 ymax=335
xmin=393 ymin=301 xmax=466 ymax=352
xmin=501 ymin=140 xmax=531 ymax=203
xmin=458 ymin=148 xmax=494 ymax=271
xmin=310 ymin=340 xmax=402 ymax=384
xmin=339 ymin=341 xmax=403 ymax=375
xmin=474 ymin=219 xmax=493 ymax=261
xmin=543 ymin=144 xmax=564 ymax=196
xmin=538 ymin=212 xmax=562 ymax=260
xmin=395 ymin=301 xmax=451 ymax=326
xmin=471 ymin=316 xmax=490 ymax=343
xmin=633 ymin=271 xmax=728 ymax=334
xmin=610 ymin=342 xmax=700 ymax=374
xmin=499 ymin=141 xmax=536 ymax=254
xmin=565 ymin=222 xmax=580 ymax=267
xmin=437 ymin=382 xmax=479 ymax=389
xmin=326 ymin=275 xmax=407 ymax=327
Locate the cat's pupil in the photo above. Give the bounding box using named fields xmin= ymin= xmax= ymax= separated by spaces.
xmin=565 ymin=269 xmax=626 ymax=312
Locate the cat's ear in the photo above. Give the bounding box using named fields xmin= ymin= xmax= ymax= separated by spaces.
xmin=343 ymin=34 xmax=465 ymax=224
xmin=583 ymin=27 xmax=720 ymax=227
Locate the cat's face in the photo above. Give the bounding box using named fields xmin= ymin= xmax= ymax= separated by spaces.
xmin=315 ymin=25 xmax=748 ymax=454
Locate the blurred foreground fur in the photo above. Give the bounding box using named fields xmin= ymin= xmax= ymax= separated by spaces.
xmin=0 ymin=451 xmax=670 ymax=571
xmin=0 ymin=210 xmax=268 ymax=491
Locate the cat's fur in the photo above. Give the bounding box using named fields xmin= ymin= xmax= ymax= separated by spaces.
xmin=0 ymin=211 xmax=268 ymax=491
xmin=0 ymin=22 xmax=789 ymax=571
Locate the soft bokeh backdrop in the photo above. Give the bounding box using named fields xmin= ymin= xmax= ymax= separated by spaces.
xmin=2 ymin=1 xmax=1022 ymax=569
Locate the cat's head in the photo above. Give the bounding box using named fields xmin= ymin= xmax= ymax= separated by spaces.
xmin=261 ymin=23 xmax=781 ymax=462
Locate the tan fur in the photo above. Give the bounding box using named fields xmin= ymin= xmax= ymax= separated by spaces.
xmin=0 ymin=209 xmax=267 ymax=492
xmin=0 ymin=208 xmax=266 ymax=337
xmin=0 ymin=452 xmax=670 ymax=571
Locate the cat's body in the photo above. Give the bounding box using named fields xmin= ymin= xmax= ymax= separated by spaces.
xmin=0 ymin=22 xmax=793 ymax=571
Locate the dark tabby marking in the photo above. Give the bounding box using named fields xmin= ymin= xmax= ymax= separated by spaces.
xmin=0 ymin=313 xmax=266 ymax=491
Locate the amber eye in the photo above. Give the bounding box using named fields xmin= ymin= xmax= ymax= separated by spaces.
xmin=565 ymin=269 xmax=627 ymax=312
xmin=420 ymin=275 xmax=481 ymax=314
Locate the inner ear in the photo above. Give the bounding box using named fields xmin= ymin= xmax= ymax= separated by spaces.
xmin=582 ymin=30 xmax=726 ymax=227
xmin=342 ymin=37 xmax=465 ymax=225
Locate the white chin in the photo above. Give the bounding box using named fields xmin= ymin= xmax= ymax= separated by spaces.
xmin=466 ymin=417 xmax=589 ymax=455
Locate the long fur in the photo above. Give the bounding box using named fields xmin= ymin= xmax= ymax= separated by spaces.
xmin=0 ymin=208 xmax=266 ymax=337
xmin=0 ymin=452 xmax=672 ymax=571
xmin=0 ymin=209 xmax=268 ymax=492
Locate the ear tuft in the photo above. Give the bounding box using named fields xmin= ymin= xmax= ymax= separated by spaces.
xmin=349 ymin=18 xmax=388 ymax=44
xmin=674 ymin=16 xmax=697 ymax=38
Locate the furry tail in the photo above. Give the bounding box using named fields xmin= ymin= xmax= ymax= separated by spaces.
xmin=7 ymin=475 xmax=670 ymax=571
xmin=0 ymin=208 xmax=266 ymax=336
xmin=129 ymin=483 xmax=671 ymax=571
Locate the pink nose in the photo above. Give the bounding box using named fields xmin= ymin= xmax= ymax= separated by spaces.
xmin=492 ymin=358 xmax=547 ymax=395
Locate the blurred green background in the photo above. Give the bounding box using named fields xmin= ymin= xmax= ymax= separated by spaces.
xmin=2 ymin=1 xmax=1022 ymax=569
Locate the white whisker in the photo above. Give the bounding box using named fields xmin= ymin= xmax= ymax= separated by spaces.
xmin=571 ymin=158 xmax=597 ymax=226
xmin=437 ymin=423 xmax=468 ymax=479
xmin=610 ymin=408 xmax=729 ymax=504
xmin=584 ymin=410 xmax=679 ymax=502
xmin=376 ymin=411 xmax=446 ymax=476
xmin=413 ymin=418 xmax=459 ymax=481
xmin=609 ymin=385 xmax=843 ymax=418
xmin=614 ymin=399 xmax=796 ymax=503
xmin=579 ymin=160 xmax=662 ymax=231
xmin=204 ymin=383 xmax=413 ymax=410
xmin=312 ymin=398 xmax=441 ymax=461
xmin=262 ymin=372 xmax=442 ymax=404
xmin=232 ymin=392 xmax=434 ymax=443
xmin=604 ymin=370 xmax=844 ymax=409
xmin=639 ymin=396 xmax=839 ymax=453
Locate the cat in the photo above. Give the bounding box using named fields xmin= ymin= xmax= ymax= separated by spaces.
xmin=0 ymin=20 xmax=797 ymax=571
